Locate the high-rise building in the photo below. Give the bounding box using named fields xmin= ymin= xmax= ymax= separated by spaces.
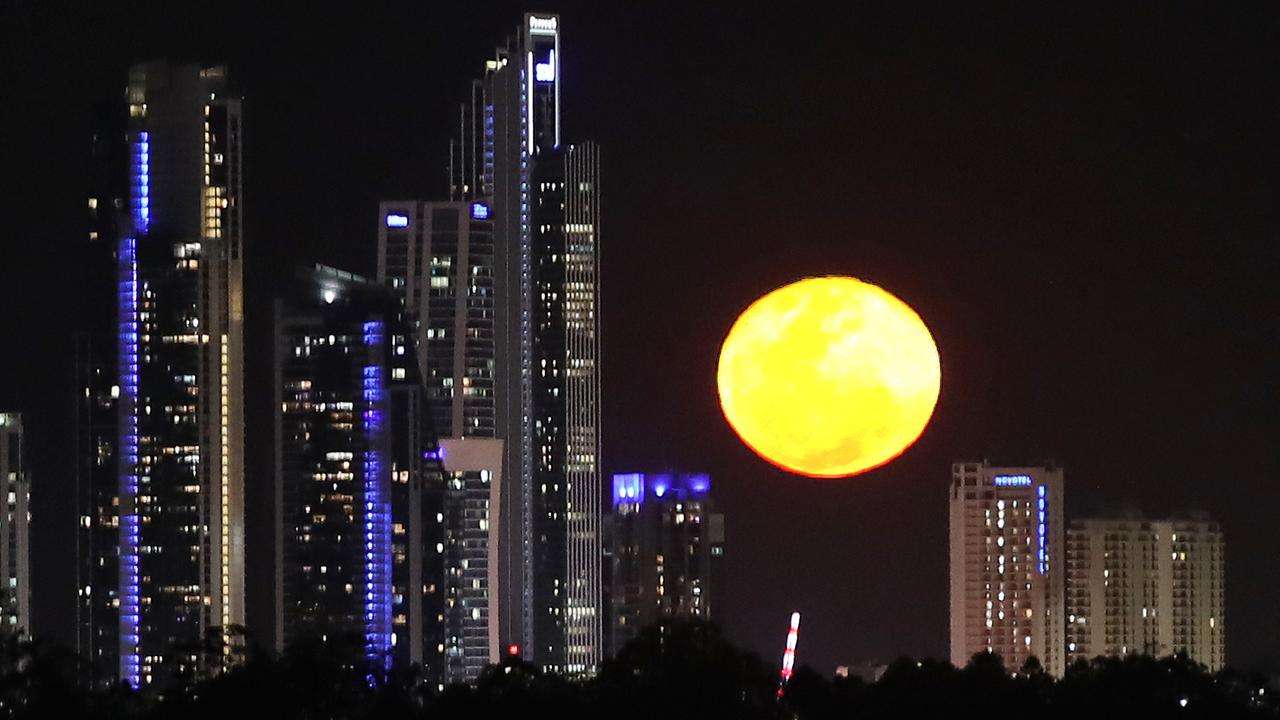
xmin=949 ymin=461 xmax=1065 ymax=676
xmin=78 ymin=107 xmax=129 ymax=685
xmin=0 ymin=413 xmax=31 ymax=635
xmin=1065 ymin=517 xmax=1225 ymax=670
xmin=376 ymin=200 xmax=502 ymax=684
xmin=77 ymin=60 xmax=246 ymax=688
xmin=378 ymin=13 xmax=602 ymax=675
xmin=451 ymin=13 xmax=603 ymax=675
xmin=437 ymin=437 xmax=503 ymax=682
xmin=607 ymin=473 xmax=725 ymax=657
xmin=272 ymin=265 xmax=445 ymax=680
xmin=376 ymin=200 xmax=497 ymax=438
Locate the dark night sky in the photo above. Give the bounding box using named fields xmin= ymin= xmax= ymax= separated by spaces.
xmin=2 ymin=2 xmax=1277 ymax=674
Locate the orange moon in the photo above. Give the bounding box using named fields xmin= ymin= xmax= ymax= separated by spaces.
xmin=716 ymin=276 xmax=941 ymax=478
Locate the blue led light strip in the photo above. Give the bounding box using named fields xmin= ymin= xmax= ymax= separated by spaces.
xmin=131 ymin=132 xmax=150 ymax=233
xmin=361 ymin=322 xmax=392 ymax=675
xmin=1037 ymin=485 xmax=1048 ymax=575
xmin=118 ymin=129 xmax=148 ymax=687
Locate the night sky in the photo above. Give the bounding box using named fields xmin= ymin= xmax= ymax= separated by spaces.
xmin=2 ymin=2 xmax=1277 ymax=675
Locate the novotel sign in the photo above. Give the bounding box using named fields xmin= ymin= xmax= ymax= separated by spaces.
xmin=992 ymin=475 xmax=1033 ymax=487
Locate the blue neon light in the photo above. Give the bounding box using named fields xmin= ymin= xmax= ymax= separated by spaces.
xmin=131 ymin=132 xmax=150 ymax=233
xmin=361 ymin=321 xmax=392 ymax=675
xmin=118 ymin=230 xmax=141 ymax=687
xmin=470 ymin=202 xmax=490 ymax=220
xmin=612 ymin=473 xmax=644 ymax=506
xmin=385 ymin=213 xmax=409 ymax=228
xmin=1037 ymin=484 xmax=1048 ymax=574
xmin=686 ymin=473 xmax=711 ymax=494
xmin=611 ymin=472 xmax=713 ymax=507
xmin=535 ymin=51 xmax=556 ymax=82
xmin=993 ymin=475 xmax=1033 ymax=487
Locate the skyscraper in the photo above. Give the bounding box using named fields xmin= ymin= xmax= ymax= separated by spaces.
xmin=949 ymin=461 xmax=1065 ymax=676
xmin=376 ymin=200 xmax=502 ymax=684
xmin=0 ymin=413 xmax=30 ymax=635
xmin=455 ymin=13 xmax=603 ymax=675
xmin=376 ymin=200 xmax=498 ymax=437
xmin=607 ymin=473 xmax=725 ymax=657
xmin=273 ymin=265 xmax=445 ymax=680
xmin=1065 ymin=517 xmax=1225 ymax=670
xmin=79 ymin=60 xmax=246 ymax=687
xmin=380 ymin=13 xmax=602 ymax=674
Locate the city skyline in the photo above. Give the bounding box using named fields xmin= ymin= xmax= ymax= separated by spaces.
xmin=1 ymin=2 xmax=1276 ymax=677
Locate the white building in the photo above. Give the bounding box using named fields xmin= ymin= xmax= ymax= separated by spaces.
xmin=949 ymin=461 xmax=1065 ymax=675
xmin=1065 ymin=518 xmax=1225 ymax=670
xmin=439 ymin=437 xmax=504 ymax=683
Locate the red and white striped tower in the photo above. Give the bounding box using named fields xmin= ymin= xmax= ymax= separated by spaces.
xmin=777 ymin=611 xmax=801 ymax=698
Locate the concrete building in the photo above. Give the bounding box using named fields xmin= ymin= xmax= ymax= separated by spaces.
xmin=1065 ymin=517 xmax=1225 ymax=670
xmin=438 ymin=437 xmax=503 ymax=682
xmin=608 ymin=473 xmax=725 ymax=656
xmin=0 ymin=413 xmax=30 ymax=635
xmin=949 ymin=461 xmax=1065 ymax=675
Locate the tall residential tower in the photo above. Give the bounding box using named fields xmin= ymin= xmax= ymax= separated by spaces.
xmin=389 ymin=13 xmax=602 ymax=675
xmin=273 ymin=266 xmax=445 ymax=679
xmin=949 ymin=461 xmax=1065 ymax=676
xmin=80 ymin=60 xmax=246 ymax=688
xmin=376 ymin=200 xmax=504 ymax=683
xmin=461 ymin=14 xmax=602 ymax=675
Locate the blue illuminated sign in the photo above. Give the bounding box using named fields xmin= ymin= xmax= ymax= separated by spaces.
xmin=1037 ymin=484 xmax=1048 ymax=574
xmin=993 ymin=475 xmax=1033 ymax=487
xmin=470 ymin=202 xmax=490 ymax=220
xmin=535 ymin=50 xmax=556 ymax=82
xmin=385 ymin=213 xmax=409 ymax=228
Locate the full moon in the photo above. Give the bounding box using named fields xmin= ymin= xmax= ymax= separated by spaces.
xmin=716 ymin=276 xmax=941 ymax=478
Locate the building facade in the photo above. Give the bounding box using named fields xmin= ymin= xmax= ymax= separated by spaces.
xmin=378 ymin=13 xmax=603 ymax=675
xmin=454 ymin=13 xmax=603 ymax=674
xmin=77 ymin=60 xmax=247 ymax=688
xmin=376 ymin=199 xmax=503 ymax=684
xmin=607 ymin=473 xmax=725 ymax=656
xmin=273 ymin=265 xmax=445 ymax=679
xmin=1065 ymin=518 xmax=1225 ymax=670
xmin=376 ymin=200 xmax=497 ymax=438
xmin=437 ymin=437 xmax=503 ymax=682
xmin=0 ymin=413 xmax=30 ymax=635
xmin=949 ymin=461 xmax=1065 ymax=676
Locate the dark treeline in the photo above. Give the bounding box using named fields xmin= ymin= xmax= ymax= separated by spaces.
xmin=1 ymin=621 xmax=1276 ymax=719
